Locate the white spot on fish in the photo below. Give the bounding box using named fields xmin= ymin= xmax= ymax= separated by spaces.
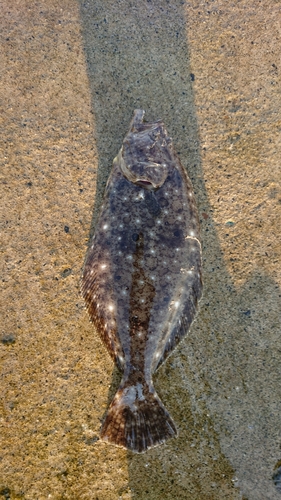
xmin=103 ymin=224 xmax=108 ymax=230
xmin=136 ymin=383 xmax=145 ymax=401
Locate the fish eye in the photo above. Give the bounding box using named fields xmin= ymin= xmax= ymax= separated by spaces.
xmin=136 ymin=179 xmax=154 ymax=189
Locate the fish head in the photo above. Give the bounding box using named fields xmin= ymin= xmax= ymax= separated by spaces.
xmin=118 ymin=109 xmax=173 ymax=190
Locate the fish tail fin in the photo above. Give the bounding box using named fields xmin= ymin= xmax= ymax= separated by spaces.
xmin=100 ymin=383 xmax=177 ymax=453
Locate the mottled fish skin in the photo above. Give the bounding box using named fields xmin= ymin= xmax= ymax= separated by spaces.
xmin=81 ymin=110 xmax=203 ymax=453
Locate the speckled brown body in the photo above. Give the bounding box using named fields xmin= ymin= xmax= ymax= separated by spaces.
xmin=81 ymin=110 xmax=202 ymax=452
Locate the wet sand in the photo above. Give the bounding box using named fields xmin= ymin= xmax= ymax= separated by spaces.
xmin=1 ymin=1 xmax=280 ymax=498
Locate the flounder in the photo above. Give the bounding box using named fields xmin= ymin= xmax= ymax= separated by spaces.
xmin=81 ymin=110 xmax=202 ymax=453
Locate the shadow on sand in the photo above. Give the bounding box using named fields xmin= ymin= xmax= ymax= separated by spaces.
xmin=78 ymin=1 xmax=281 ymax=498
